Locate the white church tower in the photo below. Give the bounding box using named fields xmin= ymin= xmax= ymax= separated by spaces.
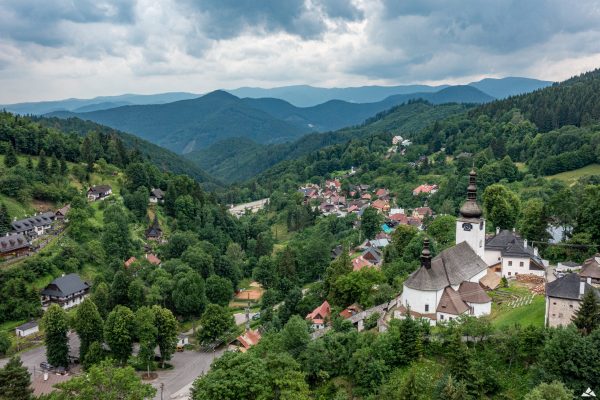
xmin=455 ymin=169 xmax=486 ymax=259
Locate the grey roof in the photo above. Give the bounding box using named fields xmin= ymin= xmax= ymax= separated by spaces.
xmin=151 ymin=188 xmax=165 ymax=199
xmin=485 ymin=230 xmax=545 ymax=267
xmin=404 ymin=241 xmax=488 ymax=291
xmin=88 ymin=185 xmax=112 ymax=195
xmin=11 ymin=213 xmax=54 ymax=233
xmin=0 ymin=233 xmax=29 ymax=253
xmin=362 ymin=247 xmax=382 ymax=264
xmin=561 ymin=261 xmax=580 ymax=268
xmin=437 ymin=287 xmax=469 ymax=315
xmin=458 ymin=281 xmax=491 ymax=304
xmin=546 ymin=273 xmax=599 ymax=300
xmin=41 ymin=274 xmax=89 ymax=297
xmin=16 ymin=321 xmax=38 ymax=331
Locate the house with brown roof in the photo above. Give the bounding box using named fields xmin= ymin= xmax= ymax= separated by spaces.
xmin=352 ymin=256 xmax=373 ymax=271
xmin=54 ymin=204 xmax=71 ymax=220
xmin=412 ymin=207 xmax=433 ymax=220
xmin=580 ymin=255 xmax=600 ymax=284
xmin=372 ymin=199 xmax=390 ymax=213
xmin=306 ymin=300 xmax=331 ymax=330
xmin=412 ymin=184 xmax=438 ymax=196
xmin=145 ymin=253 xmax=161 ymax=266
xmin=340 ymin=304 xmax=363 ymax=319
xmin=234 ymin=329 xmax=262 ymax=353
xmin=124 ymin=256 xmax=137 ymax=269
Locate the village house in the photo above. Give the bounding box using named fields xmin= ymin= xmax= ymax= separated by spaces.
xmin=54 ymin=204 xmax=71 ymax=220
xmin=362 ymin=246 xmax=383 ymax=265
xmin=352 ymin=256 xmax=373 ymax=271
xmin=392 ymin=135 xmax=403 ymax=145
xmin=149 ymin=188 xmax=165 ymax=204
xmin=87 ymin=185 xmax=112 ymax=201
xmin=398 ymin=171 xmax=492 ymax=325
xmin=340 ymin=304 xmax=363 ymax=319
xmin=0 ymin=233 xmax=30 ymax=259
xmin=545 ymin=273 xmax=600 ymax=328
xmin=580 ymin=255 xmax=600 ymax=285
xmin=233 ymin=329 xmax=262 ymax=353
xmin=41 ymin=273 xmax=90 ymax=310
xmin=372 ymin=199 xmax=390 ymax=214
xmin=124 ymin=256 xmax=137 ymax=269
xmin=306 ymin=300 xmax=331 ymax=330
xmin=11 ymin=212 xmax=54 ymax=238
xmin=413 ymin=184 xmax=438 ymax=196
xmin=412 ymin=207 xmax=433 ymax=220
xmin=145 ymin=216 xmax=163 ymax=241
xmin=325 ymin=179 xmax=341 ymax=191
xmin=15 ymin=321 xmax=39 ymax=337
xmin=145 ymin=253 xmax=162 ymax=266
xmin=483 ymin=229 xmax=546 ymax=278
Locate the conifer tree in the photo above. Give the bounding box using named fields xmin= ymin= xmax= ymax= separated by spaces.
xmin=37 ymin=149 xmax=48 ymax=176
xmin=572 ymin=289 xmax=600 ymax=335
xmin=25 ymin=157 xmax=33 ymax=170
xmin=0 ymin=356 xmax=33 ymax=400
xmin=0 ymin=203 xmax=11 ymax=236
xmin=4 ymin=143 xmax=18 ymax=168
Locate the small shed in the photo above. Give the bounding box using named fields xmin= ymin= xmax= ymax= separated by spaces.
xmin=16 ymin=321 xmax=39 ymax=337
xmin=177 ymin=335 xmax=189 ymax=347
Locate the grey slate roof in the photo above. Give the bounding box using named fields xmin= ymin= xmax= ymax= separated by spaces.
xmin=150 ymin=188 xmax=165 ymax=199
xmin=485 ymin=229 xmax=545 ymax=267
xmin=458 ymin=281 xmax=491 ymax=304
xmin=404 ymin=241 xmax=488 ymax=291
xmin=16 ymin=321 xmax=38 ymax=331
xmin=0 ymin=233 xmax=29 ymax=253
xmin=485 ymin=230 xmax=521 ymax=250
xmin=88 ymin=185 xmax=112 ymax=195
xmin=437 ymin=287 xmax=469 ymax=315
xmin=41 ymin=274 xmax=89 ymax=297
xmin=546 ymin=273 xmax=599 ymax=300
xmin=11 ymin=213 xmax=54 ymax=233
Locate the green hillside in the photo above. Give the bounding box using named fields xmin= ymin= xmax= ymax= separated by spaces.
xmin=189 ymin=101 xmax=471 ymax=183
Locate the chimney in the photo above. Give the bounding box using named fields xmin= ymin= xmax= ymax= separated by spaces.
xmin=534 ymin=247 xmax=539 ymax=256
xmin=421 ymin=238 xmax=432 ymax=269
xmin=524 ymin=239 xmax=528 ymax=248
xmin=496 ymin=226 xmax=500 ymax=235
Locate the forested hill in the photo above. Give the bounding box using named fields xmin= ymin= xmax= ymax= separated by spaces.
xmin=11 ymin=113 xmax=220 ymax=189
xmin=188 ymin=101 xmax=471 ymax=183
xmin=474 ymin=68 xmax=600 ymax=131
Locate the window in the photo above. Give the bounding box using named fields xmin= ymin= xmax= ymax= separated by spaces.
xmin=519 ymin=261 xmax=524 ymax=267
xmin=553 ymin=302 xmax=556 ymax=305
xmin=479 ymin=240 xmax=482 ymax=248
xmin=440 ymin=314 xmax=444 ymax=320
xmin=552 ymin=314 xmax=555 ymax=317
xmin=480 ymin=221 xmax=484 ymax=230
xmin=508 ymin=272 xmax=511 ymax=276
xmin=508 ymin=261 xmax=513 ymax=266
xmin=425 ymin=304 xmax=429 ymax=312
xmin=449 ymin=317 xmax=453 ymax=321
xmin=569 ymin=304 xmax=573 ymax=308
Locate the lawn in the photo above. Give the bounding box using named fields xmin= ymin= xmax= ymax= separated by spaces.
xmin=546 ymin=163 xmax=600 ymax=185
xmin=0 ymin=194 xmax=32 ymax=218
xmin=490 ymin=294 xmax=545 ymax=328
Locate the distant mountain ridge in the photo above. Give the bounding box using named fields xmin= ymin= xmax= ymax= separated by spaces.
xmin=2 ymin=77 xmax=551 ymax=114
xmin=44 ymin=86 xmax=493 ymax=154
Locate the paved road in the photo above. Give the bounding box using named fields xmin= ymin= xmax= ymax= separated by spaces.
xmin=0 ymin=331 xmax=80 ymax=371
xmin=233 ymin=312 xmax=257 ymax=326
xmin=151 ymin=349 xmax=224 ymax=400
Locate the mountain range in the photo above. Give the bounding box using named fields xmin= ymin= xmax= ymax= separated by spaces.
xmin=43 ymin=85 xmax=493 ymax=154
xmin=1 ymin=77 xmax=552 ymax=115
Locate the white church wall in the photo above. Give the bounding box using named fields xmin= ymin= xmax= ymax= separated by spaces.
xmin=455 ymin=219 xmax=486 ymax=259
xmin=401 ymin=286 xmax=443 ymax=315
xmin=469 ymin=302 xmax=491 ymax=317
xmin=483 ymin=249 xmax=502 ymax=266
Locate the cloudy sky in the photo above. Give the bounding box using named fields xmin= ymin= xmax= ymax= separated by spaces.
xmin=1 ymin=0 xmax=600 ymax=103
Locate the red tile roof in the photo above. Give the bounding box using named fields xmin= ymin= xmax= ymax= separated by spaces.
xmin=145 ymin=253 xmax=161 ymax=266
xmin=237 ymin=329 xmax=262 ymax=350
xmin=124 ymin=256 xmax=137 ymax=268
xmin=306 ymin=300 xmax=331 ymax=323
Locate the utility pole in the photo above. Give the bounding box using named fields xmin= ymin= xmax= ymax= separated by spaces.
xmin=245 ymin=293 xmax=251 ymax=332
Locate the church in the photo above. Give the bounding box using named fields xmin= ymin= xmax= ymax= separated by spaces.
xmin=399 ymin=170 xmax=493 ymax=324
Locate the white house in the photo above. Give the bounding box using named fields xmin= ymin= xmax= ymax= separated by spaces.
xmin=11 ymin=212 xmax=54 ymax=238
xmin=545 ymin=273 xmax=600 ymax=327
xmin=41 ymin=273 xmax=90 ymax=310
xmin=484 ymin=230 xmax=546 ymax=278
xmin=398 ymin=170 xmax=492 ymax=325
xmin=15 ymin=321 xmax=39 ymax=337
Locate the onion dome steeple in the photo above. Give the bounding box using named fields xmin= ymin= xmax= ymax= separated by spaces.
xmin=459 ymin=169 xmax=483 ymax=219
xmin=421 ymin=238 xmax=432 ymax=269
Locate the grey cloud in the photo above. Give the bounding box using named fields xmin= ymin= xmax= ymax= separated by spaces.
xmin=180 ymin=0 xmax=362 ymax=40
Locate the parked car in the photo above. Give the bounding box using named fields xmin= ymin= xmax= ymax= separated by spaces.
xmin=40 ymin=362 xmax=53 ymax=371
xmin=252 ymin=312 xmax=261 ymax=320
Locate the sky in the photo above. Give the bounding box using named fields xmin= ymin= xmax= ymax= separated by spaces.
xmin=1 ymin=0 xmax=600 ymax=103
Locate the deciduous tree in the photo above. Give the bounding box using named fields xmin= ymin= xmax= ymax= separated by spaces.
xmin=104 ymin=305 xmax=135 ymax=365
xmin=197 ymin=304 xmax=235 ymax=344
xmin=41 ymin=304 xmax=69 ymax=367
xmin=73 ymin=299 xmax=104 ymax=362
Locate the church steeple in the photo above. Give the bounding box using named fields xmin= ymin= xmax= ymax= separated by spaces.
xmin=421 ymin=238 xmax=432 ymax=269
xmin=459 ymin=169 xmax=482 ymax=219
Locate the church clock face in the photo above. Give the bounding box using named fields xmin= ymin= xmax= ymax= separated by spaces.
xmin=462 ymin=222 xmax=473 ymax=231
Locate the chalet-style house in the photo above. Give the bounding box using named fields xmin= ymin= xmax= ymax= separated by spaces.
xmin=306 ymin=300 xmax=331 ymax=330
xmin=545 ymin=273 xmax=600 ymax=327
xmin=145 ymin=216 xmax=162 ymax=241
xmin=11 ymin=212 xmax=54 ymax=238
xmin=15 ymin=321 xmax=39 ymax=337
xmin=580 ymin=255 xmax=600 ymax=285
xmin=399 ymin=171 xmax=492 ymax=325
xmin=362 ymin=247 xmax=383 ymax=265
xmin=87 ymin=185 xmax=112 ymax=201
xmin=483 ymin=229 xmax=546 ymax=278
xmin=54 ymin=204 xmax=71 ymax=220
xmin=149 ymin=188 xmax=165 ymax=204
xmin=41 ymin=273 xmax=90 ymax=310
xmin=0 ymin=233 xmax=30 ymax=258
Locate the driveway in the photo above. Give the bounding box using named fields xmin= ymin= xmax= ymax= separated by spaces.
xmin=233 ymin=312 xmax=257 ymax=326
xmin=150 ymin=348 xmax=224 ymax=400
